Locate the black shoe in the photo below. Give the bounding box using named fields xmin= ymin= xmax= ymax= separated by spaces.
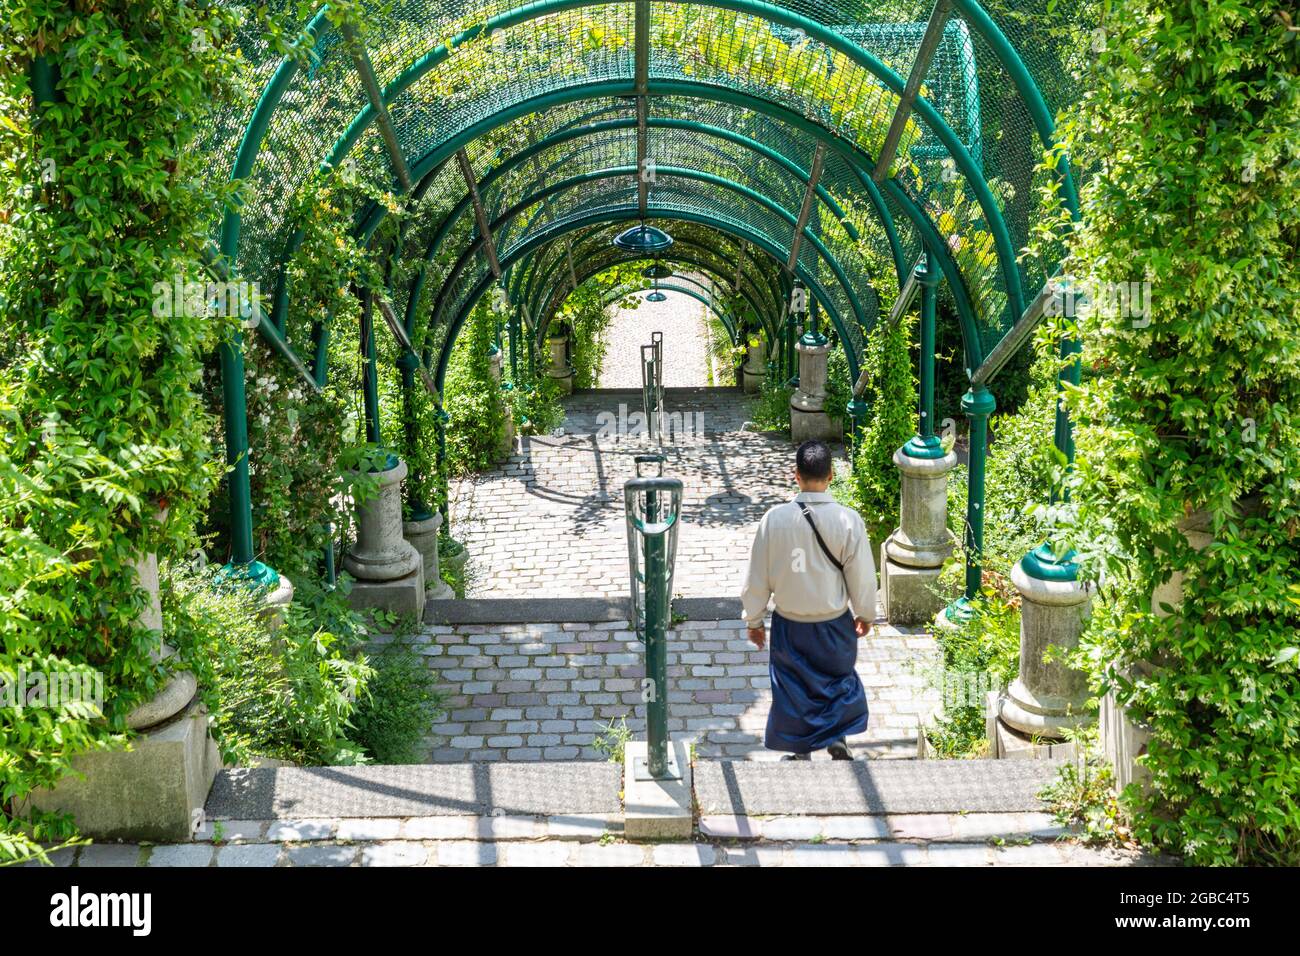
xmin=782 ymin=752 xmax=811 ymax=761
xmin=827 ymin=739 xmax=853 ymax=761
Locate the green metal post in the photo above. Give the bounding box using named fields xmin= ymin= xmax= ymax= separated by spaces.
xmin=361 ymin=291 xmax=381 ymax=447
xmin=946 ymin=384 xmax=996 ymax=621
xmin=1018 ymin=330 xmax=1082 ymax=580
xmin=509 ymin=307 xmax=521 ymax=382
xmin=1053 ymin=334 xmax=1081 ymax=500
xmin=435 ymin=407 xmax=450 ymax=529
xmin=643 ymin=484 xmax=668 ymax=777
xmin=903 ymin=251 xmax=946 ymax=459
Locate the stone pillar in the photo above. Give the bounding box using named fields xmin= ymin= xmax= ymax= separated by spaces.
xmin=881 ymin=445 xmax=958 ymax=624
xmin=997 ymin=556 xmax=1093 ymax=739
xmin=404 ymin=509 xmax=454 ymax=600
xmin=546 ymin=334 xmax=573 ymax=394
xmin=344 ymin=457 xmax=425 ymax=617
xmin=31 ymin=517 xmax=220 ymax=842
xmin=789 ymin=334 xmax=838 ymax=442
xmin=1101 ymin=509 xmax=1212 ymax=791
xmin=488 ymin=347 xmax=516 ymax=459
xmin=741 ymin=338 xmax=765 ymax=393
xmin=258 ymin=573 xmax=295 ymax=633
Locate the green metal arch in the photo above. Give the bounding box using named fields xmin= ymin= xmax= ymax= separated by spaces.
xmin=421 ymin=164 xmax=870 ymax=359
xmin=222 ymin=1 xmax=1079 ymax=380
xmin=353 ymin=78 xmax=982 ymax=374
xmin=363 ymin=115 xmax=875 ymax=262
xmin=600 ymin=281 xmax=742 ymax=347
xmin=529 ymin=250 xmax=775 ymax=349
xmin=526 ymin=246 xmax=779 ymax=341
xmin=515 ymin=225 xmax=783 ymax=329
xmin=310 ymin=0 xmax=1022 ymax=320
xmin=434 ymin=205 xmax=864 ymax=390
xmin=378 ymin=114 xmax=869 ymax=342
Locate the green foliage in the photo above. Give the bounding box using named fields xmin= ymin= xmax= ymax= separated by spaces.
xmin=846 ymin=315 xmax=916 ymax=545
xmin=164 ymin=564 xmax=373 ymax=767
xmin=1039 ymin=726 xmax=1131 ymax=848
xmin=824 ymin=342 xmax=853 ymax=431
xmin=350 ymin=646 xmax=445 ymax=764
xmin=593 ymin=716 xmax=633 ymax=764
xmin=944 ymin=338 xmax=1058 ymax=583
xmin=749 ymin=377 xmax=793 ymax=435
xmin=512 ymin=372 xmax=565 ymax=437
xmin=0 ymin=0 xmax=248 ymax=862
xmin=443 ymin=300 xmax=507 ymax=475
xmin=1047 ymin=0 xmax=1300 ymax=865
xmin=923 ymin=585 xmax=1020 ymax=758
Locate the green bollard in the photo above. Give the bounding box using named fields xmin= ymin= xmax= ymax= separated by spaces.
xmin=625 ymin=459 xmax=682 ymax=781
xmin=945 ymin=384 xmax=996 ymax=622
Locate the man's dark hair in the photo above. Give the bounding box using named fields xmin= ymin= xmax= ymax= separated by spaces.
xmin=795 ymin=440 xmax=833 ymax=481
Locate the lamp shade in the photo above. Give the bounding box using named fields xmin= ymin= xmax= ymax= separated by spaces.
xmin=613 ymin=224 xmax=674 ymax=254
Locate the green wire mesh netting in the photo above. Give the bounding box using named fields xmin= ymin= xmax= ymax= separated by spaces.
xmin=202 ymin=0 xmax=1087 ymax=384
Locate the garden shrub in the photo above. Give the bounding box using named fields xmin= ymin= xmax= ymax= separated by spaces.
xmin=164 ymin=564 xmax=373 ymax=767
xmin=922 ymin=582 xmax=1021 ymax=758
xmin=442 ymin=299 xmax=507 ymax=475
xmin=848 ymin=314 xmax=917 ymax=545
xmin=350 ymin=646 xmax=445 ymax=765
xmin=749 ymin=377 xmax=793 ymax=435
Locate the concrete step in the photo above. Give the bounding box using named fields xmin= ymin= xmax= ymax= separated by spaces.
xmin=205 ymin=758 xmax=1067 ymax=844
xmin=695 ymin=757 xmax=1063 ymax=817
xmin=424 ymin=595 xmax=741 ymax=625
xmin=206 ymin=762 xmax=620 ymax=822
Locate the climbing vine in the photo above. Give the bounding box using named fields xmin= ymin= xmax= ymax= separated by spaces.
xmin=0 ymin=0 xmax=247 ymax=861
xmin=1050 ymin=0 xmax=1300 ymax=865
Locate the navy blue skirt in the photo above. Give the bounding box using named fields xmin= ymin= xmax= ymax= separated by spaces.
xmin=765 ymin=609 xmax=868 ymax=754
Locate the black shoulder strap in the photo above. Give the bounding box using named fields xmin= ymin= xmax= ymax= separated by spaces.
xmin=797 ymin=501 xmax=845 ymax=576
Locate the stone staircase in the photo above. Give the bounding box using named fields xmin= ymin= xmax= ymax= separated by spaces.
xmin=177 ymin=757 xmax=1135 ymax=867
xmin=42 ymin=756 xmax=1162 ymax=866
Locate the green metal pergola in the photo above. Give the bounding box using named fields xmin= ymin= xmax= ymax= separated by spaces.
xmin=203 ymin=0 xmax=1085 ymax=615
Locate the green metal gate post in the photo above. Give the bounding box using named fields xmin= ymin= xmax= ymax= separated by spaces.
xmin=643 ymin=480 xmax=668 ymax=775
xmin=360 ymin=290 xmax=382 ymax=447
xmin=946 ymin=384 xmax=996 ymax=622
xmin=904 ymin=251 xmax=946 ymax=459
xmin=625 ymin=455 xmax=683 ymax=780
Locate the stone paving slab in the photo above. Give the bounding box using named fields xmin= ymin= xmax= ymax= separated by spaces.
xmin=697 ymin=811 xmax=1072 ymax=843
xmin=205 ymin=763 xmax=621 ymax=820
xmin=42 ymin=838 xmax=1164 ymax=867
xmin=597 ymin=291 xmax=711 ymax=389
xmin=694 ymin=759 xmax=1064 ymax=816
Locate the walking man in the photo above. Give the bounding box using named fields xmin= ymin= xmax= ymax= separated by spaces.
xmin=741 ymin=440 xmax=876 ymax=760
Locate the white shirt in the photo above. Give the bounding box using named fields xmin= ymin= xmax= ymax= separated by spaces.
xmin=741 ymin=491 xmax=878 ymax=628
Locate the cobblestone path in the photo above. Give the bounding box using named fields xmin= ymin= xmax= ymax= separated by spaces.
xmin=398 ymin=617 xmax=939 ymax=764
xmin=450 ymin=388 xmax=795 ymax=599
xmin=597 ymin=287 xmax=713 ymax=388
